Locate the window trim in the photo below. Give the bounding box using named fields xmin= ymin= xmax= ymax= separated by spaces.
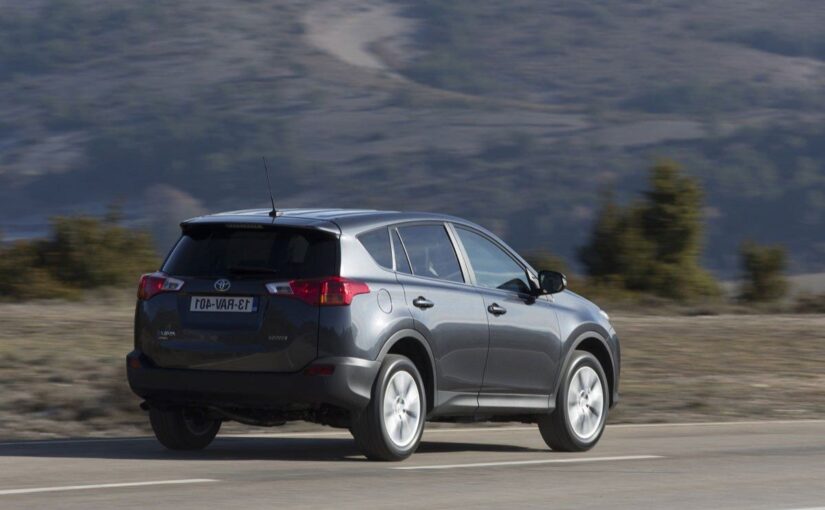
xmin=448 ymin=223 xmax=536 ymax=297
xmin=390 ymin=227 xmax=413 ymax=275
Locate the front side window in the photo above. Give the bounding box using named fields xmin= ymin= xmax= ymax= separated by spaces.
xmin=455 ymin=227 xmax=530 ymax=294
xmin=397 ymin=224 xmax=464 ymax=283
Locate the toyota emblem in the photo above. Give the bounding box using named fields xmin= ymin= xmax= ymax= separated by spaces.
xmin=214 ymin=279 xmax=231 ymax=292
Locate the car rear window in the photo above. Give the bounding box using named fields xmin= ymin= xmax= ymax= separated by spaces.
xmin=358 ymin=228 xmax=393 ymax=269
xmin=162 ymin=226 xmax=338 ymax=279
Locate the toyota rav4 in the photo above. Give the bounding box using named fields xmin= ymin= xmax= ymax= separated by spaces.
xmin=127 ymin=208 xmax=620 ymax=460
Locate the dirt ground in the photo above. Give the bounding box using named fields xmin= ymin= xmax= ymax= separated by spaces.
xmin=0 ymin=297 xmax=823 ymax=439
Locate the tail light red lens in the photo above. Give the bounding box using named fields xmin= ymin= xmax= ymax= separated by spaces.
xmin=138 ymin=273 xmax=184 ymax=300
xmin=266 ymin=277 xmax=369 ymax=306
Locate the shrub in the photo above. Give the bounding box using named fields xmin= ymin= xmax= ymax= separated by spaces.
xmin=739 ymin=242 xmax=788 ymax=303
xmin=0 ymin=213 xmax=158 ymax=301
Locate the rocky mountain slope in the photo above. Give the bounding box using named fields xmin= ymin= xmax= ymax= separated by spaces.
xmin=1 ymin=0 xmax=824 ymax=275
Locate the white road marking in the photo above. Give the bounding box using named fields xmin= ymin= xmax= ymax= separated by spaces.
xmin=393 ymin=454 xmax=663 ymax=470
xmin=0 ymin=419 xmax=822 ymax=447
xmin=0 ymin=479 xmax=218 ymax=496
xmin=607 ymin=419 xmax=825 ymax=429
xmin=0 ymin=437 xmax=155 ymax=447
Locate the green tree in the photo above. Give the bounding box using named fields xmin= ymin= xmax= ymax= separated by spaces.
xmin=739 ymin=242 xmax=788 ymax=303
xmin=578 ymin=161 xmax=718 ymax=300
xmin=578 ymin=192 xmax=625 ymax=280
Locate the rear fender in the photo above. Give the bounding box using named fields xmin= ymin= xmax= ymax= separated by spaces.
xmin=377 ymin=329 xmax=438 ymax=408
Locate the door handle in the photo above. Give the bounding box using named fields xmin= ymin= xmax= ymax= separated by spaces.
xmin=413 ymin=296 xmax=434 ymax=309
xmin=487 ymin=303 xmax=507 ymax=316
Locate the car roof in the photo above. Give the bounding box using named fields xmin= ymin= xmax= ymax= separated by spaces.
xmin=181 ymin=208 xmax=472 ymax=234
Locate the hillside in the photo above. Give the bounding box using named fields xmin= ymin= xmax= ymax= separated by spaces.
xmin=1 ymin=0 xmax=824 ymax=275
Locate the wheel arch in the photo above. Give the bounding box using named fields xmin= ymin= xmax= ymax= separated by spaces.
xmin=556 ymin=329 xmax=617 ymax=408
xmin=377 ymin=329 xmax=437 ymax=413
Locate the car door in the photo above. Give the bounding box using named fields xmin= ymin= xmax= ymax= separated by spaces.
xmin=452 ymin=225 xmax=563 ymax=410
xmin=393 ymin=223 xmax=489 ymax=415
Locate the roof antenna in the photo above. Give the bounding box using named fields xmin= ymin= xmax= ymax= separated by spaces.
xmin=261 ymin=156 xmax=280 ymax=217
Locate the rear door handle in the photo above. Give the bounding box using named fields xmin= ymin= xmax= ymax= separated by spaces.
xmin=487 ymin=303 xmax=507 ymax=316
xmin=412 ymin=296 xmax=434 ymax=309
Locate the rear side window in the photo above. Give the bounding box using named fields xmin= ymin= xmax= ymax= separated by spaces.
xmin=398 ymin=224 xmax=464 ymax=283
xmin=358 ymin=228 xmax=393 ymax=269
xmin=163 ymin=226 xmax=338 ymax=279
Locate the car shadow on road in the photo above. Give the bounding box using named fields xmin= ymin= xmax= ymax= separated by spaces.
xmin=0 ymin=437 xmax=546 ymax=462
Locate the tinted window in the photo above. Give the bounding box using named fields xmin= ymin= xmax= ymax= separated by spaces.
xmin=392 ymin=229 xmax=412 ymax=274
xmin=456 ymin=227 xmax=530 ymax=294
xmin=358 ymin=228 xmax=392 ymax=269
xmin=163 ymin=226 xmax=338 ymax=279
xmin=398 ymin=225 xmax=463 ymax=283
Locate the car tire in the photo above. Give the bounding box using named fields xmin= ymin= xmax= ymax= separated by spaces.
xmin=351 ymin=354 xmax=426 ymax=461
xmin=538 ymin=351 xmax=608 ymax=452
xmin=149 ymin=407 xmax=221 ymax=451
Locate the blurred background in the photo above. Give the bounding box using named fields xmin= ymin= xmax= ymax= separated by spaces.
xmin=0 ymin=0 xmax=824 ymax=439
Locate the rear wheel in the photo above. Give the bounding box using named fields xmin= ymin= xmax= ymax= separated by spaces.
xmin=538 ymin=351 xmax=608 ymax=452
xmin=351 ymin=355 xmax=426 ymax=461
xmin=149 ymin=407 xmax=221 ymax=451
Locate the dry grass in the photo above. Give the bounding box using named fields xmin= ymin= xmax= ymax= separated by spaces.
xmin=609 ymin=314 xmax=825 ymax=423
xmin=0 ymin=299 xmax=823 ymax=439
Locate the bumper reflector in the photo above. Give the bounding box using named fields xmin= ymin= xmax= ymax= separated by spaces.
xmin=304 ymin=364 xmax=335 ymax=376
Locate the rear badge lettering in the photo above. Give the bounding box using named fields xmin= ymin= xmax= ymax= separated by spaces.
xmin=268 ymin=335 xmax=288 ymax=342
xmin=158 ymin=329 xmax=176 ymax=340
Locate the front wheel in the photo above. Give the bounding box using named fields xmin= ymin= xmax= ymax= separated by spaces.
xmin=149 ymin=407 xmax=221 ymax=451
xmin=538 ymin=351 xmax=608 ymax=452
xmin=351 ymin=355 xmax=426 ymax=461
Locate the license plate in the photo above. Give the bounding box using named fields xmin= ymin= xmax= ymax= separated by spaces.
xmin=190 ymin=296 xmax=257 ymax=313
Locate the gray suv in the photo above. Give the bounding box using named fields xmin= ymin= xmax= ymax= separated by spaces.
xmin=127 ymin=208 xmax=620 ymax=461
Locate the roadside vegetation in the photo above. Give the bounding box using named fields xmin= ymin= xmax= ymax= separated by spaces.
xmin=0 ymin=208 xmax=157 ymax=301
xmin=1 ymin=161 xmax=817 ymax=311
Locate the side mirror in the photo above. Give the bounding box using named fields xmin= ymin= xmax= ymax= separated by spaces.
xmin=538 ymin=270 xmax=567 ymax=294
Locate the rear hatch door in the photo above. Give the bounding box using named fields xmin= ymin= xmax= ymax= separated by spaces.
xmin=141 ymin=223 xmax=339 ymax=372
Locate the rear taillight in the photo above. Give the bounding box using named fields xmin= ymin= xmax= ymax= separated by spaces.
xmin=266 ymin=277 xmax=369 ymax=306
xmin=138 ymin=272 xmax=184 ymax=300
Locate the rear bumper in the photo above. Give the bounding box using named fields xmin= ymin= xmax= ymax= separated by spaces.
xmin=126 ymin=351 xmax=380 ymax=412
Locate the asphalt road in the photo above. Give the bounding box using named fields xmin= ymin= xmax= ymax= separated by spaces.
xmin=0 ymin=420 xmax=823 ymax=509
